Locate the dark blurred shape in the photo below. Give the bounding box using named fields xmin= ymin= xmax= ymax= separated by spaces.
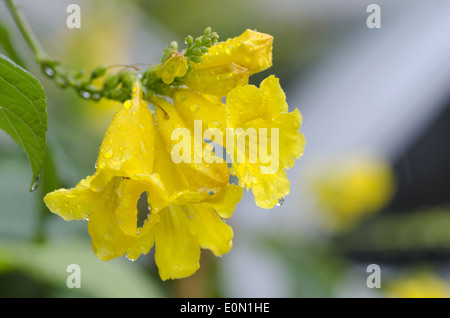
xmin=387 ymin=99 xmax=450 ymax=213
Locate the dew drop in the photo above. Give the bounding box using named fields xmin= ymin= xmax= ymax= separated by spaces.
xmin=80 ymin=90 xmax=91 ymax=99
xmin=104 ymin=150 xmax=113 ymax=159
xmin=30 ymin=175 xmax=40 ymax=192
xmin=276 ymin=197 xmax=285 ymax=206
xmin=43 ymin=67 xmax=55 ymax=77
xmin=190 ymin=104 xmax=199 ymax=112
xmin=124 ymin=100 xmax=132 ymax=109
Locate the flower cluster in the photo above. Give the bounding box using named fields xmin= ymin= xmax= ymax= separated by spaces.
xmin=44 ymin=29 xmax=305 ymax=280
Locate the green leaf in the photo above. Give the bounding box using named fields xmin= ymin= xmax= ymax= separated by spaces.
xmin=0 ymin=53 xmax=47 ymax=190
xmin=0 ymin=239 xmax=164 ymax=297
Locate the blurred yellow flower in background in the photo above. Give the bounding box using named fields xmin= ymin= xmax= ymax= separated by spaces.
xmin=387 ymin=271 xmax=450 ymax=298
xmin=309 ymin=153 xmax=396 ymax=232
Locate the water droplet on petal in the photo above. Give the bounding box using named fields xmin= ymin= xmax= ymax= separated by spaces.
xmin=190 ymin=104 xmax=199 ymax=112
xmin=104 ymin=150 xmax=113 ymax=159
xmin=124 ymin=100 xmax=132 ymax=109
xmin=276 ymin=197 xmax=285 ymax=206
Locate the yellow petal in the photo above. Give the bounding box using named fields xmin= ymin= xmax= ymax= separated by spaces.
xmin=187 ymin=203 xmax=233 ymax=257
xmin=225 ymin=84 xmax=265 ymax=128
xmin=184 ymin=63 xmax=249 ymax=97
xmin=152 ymin=96 xmax=230 ymax=193
xmin=233 ymin=162 xmax=290 ymax=209
xmin=195 ymin=29 xmax=272 ymax=74
xmin=225 ymin=75 xmax=292 ymax=128
xmin=184 ymin=29 xmax=273 ymax=96
xmin=202 ymin=184 xmax=243 ymax=219
xmin=154 ymin=205 xmax=200 ymax=280
xmin=225 ymin=76 xmax=305 ymax=209
xmin=259 ymin=75 xmax=288 ymax=115
xmin=244 ymin=110 xmax=304 ymax=173
xmin=172 ymin=88 xmax=226 ymax=133
xmin=113 ymin=178 xmax=148 ymax=236
xmin=43 ymin=176 xmax=94 ymax=221
xmin=93 ymin=81 xmax=155 ymax=190
xmin=124 ymin=211 xmax=160 ymax=261
xmin=276 ymin=110 xmax=305 ymax=170
xmin=87 ymin=177 xmax=136 ymax=261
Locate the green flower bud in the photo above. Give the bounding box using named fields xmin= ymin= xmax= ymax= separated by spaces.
xmin=90 ymin=65 xmax=107 ymax=79
xmin=103 ymin=73 xmax=120 ymax=89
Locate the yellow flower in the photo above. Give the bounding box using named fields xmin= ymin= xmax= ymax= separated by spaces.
xmin=225 ymin=75 xmax=305 ymax=209
xmin=44 ymin=82 xmax=160 ymax=260
xmin=43 ymin=29 xmax=300 ymax=280
xmin=140 ymin=123 xmax=242 ymax=280
xmin=184 ymin=29 xmax=273 ymax=96
xmin=387 ymin=271 xmax=450 ymax=298
xmin=44 ymin=82 xmax=243 ymax=280
xmin=150 ymin=31 xmax=303 ymax=209
xmin=309 ymin=154 xmax=395 ymax=232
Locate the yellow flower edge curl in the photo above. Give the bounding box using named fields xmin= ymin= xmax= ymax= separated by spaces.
xmin=225 ymin=75 xmax=305 ymax=209
xmin=44 ymin=82 xmax=243 ymax=280
xmin=184 ymin=29 xmax=273 ymax=97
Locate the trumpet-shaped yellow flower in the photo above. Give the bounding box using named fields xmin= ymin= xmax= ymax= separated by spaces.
xmin=184 ymin=29 xmax=273 ymax=96
xmin=43 ymin=28 xmax=302 ymax=281
xmin=225 ymin=75 xmax=305 ymax=209
xmin=141 ymin=126 xmax=242 ymax=279
xmin=44 ymin=82 xmax=243 ymax=280
xmin=44 ymin=82 xmax=161 ymax=258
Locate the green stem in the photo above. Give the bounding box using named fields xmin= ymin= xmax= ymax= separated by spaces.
xmin=4 ymin=0 xmax=51 ymax=63
xmin=4 ymin=0 xmax=137 ymax=102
